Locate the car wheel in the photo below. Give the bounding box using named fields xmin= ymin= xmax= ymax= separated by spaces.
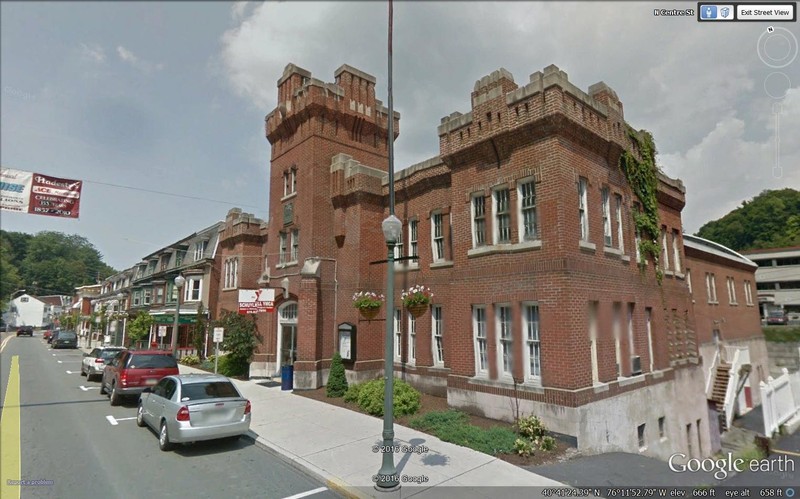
xmin=136 ymin=404 xmax=146 ymax=428
xmin=80 ymin=366 xmax=87 ymax=376
xmin=159 ymin=421 xmax=172 ymax=451
xmin=99 ymin=379 xmax=107 ymax=395
xmin=109 ymin=383 xmax=121 ymax=406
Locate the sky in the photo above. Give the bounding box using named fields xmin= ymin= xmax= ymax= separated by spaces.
xmin=1 ymin=1 xmax=798 ymax=275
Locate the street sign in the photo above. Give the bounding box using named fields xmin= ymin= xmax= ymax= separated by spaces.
xmin=238 ymin=289 xmax=275 ymax=314
xmin=213 ymin=327 xmax=224 ymax=343
xmin=158 ymin=326 xmax=167 ymax=337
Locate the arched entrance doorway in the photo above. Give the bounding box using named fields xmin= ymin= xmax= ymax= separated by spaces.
xmin=276 ymin=302 xmax=297 ymax=375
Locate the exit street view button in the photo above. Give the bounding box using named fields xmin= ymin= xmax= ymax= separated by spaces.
xmin=737 ymin=4 xmax=795 ymax=20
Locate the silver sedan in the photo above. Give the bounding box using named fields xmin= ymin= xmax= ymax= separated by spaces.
xmin=136 ymin=374 xmax=251 ymax=451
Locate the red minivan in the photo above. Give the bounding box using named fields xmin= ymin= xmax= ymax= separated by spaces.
xmin=101 ymin=350 xmax=179 ymax=406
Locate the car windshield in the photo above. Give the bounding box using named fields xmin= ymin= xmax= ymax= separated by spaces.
xmin=59 ymin=332 xmax=77 ymax=339
xmin=100 ymin=350 xmax=123 ymax=359
xmin=180 ymin=381 xmax=240 ymax=402
xmin=127 ymin=354 xmax=177 ymax=369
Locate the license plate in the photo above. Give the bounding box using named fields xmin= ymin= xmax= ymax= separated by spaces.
xmin=145 ymin=379 xmax=158 ymax=385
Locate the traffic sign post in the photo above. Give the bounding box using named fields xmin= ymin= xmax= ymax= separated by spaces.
xmin=213 ymin=327 xmax=224 ymax=374
xmin=158 ymin=326 xmax=167 ymax=349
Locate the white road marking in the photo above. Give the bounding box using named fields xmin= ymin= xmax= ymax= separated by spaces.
xmin=79 ymin=386 xmax=100 ymax=391
xmin=0 ymin=335 xmax=12 ymax=352
xmin=281 ymin=487 xmax=329 ymax=499
xmin=106 ymin=415 xmax=136 ymax=426
xmin=57 ymin=360 xmax=62 ymax=363
xmin=65 ymin=370 xmax=75 ymax=374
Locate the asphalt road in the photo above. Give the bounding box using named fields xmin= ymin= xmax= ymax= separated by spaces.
xmin=0 ymin=332 xmax=340 ymax=499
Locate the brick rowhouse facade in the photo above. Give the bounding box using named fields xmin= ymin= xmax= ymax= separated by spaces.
xmin=253 ymin=62 xmax=761 ymax=459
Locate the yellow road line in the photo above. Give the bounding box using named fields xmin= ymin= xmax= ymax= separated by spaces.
xmin=0 ymin=355 xmax=21 ymax=499
xmin=773 ymin=448 xmax=800 ymax=457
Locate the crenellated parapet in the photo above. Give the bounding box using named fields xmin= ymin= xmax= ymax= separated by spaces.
xmin=219 ymin=208 xmax=268 ymax=245
xmin=265 ymin=63 xmax=400 ymax=158
xmin=438 ymin=64 xmax=630 ymax=163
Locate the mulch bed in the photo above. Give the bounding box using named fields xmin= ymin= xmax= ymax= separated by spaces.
xmin=294 ymin=387 xmax=577 ymax=467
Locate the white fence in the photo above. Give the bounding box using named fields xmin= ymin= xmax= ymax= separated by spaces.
xmin=761 ymin=368 xmax=800 ymax=436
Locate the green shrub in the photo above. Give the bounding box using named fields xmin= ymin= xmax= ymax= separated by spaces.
xmin=354 ymin=378 xmax=421 ymax=416
xmin=343 ymin=382 xmax=362 ymax=403
xmin=410 ymin=409 xmax=469 ymax=432
xmin=217 ymin=354 xmax=248 ymax=377
xmin=763 ymin=327 xmax=800 ymax=343
xmin=539 ymin=435 xmax=557 ymax=452
xmin=180 ymin=354 xmax=200 ymax=366
xmin=326 ymin=352 xmax=348 ymax=398
xmin=206 ymin=354 xmax=216 ymax=364
xmin=516 ymin=415 xmax=547 ymax=440
xmin=514 ymin=438 xmax=534 ymax=457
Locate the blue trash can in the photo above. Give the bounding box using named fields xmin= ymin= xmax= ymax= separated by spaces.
xmin=281 ymin=365 xmax=294 ymax=391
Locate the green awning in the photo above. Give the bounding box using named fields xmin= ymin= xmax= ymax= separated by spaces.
xmin=151 ymin=314 xmax=197 ymax=325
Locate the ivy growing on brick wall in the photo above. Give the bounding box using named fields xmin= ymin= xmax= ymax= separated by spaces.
xmin=620 ymin=127 xmax=662 ymax=283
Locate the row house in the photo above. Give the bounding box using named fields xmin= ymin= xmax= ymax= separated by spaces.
xmin=252 ymin=62 xmax=765 ymax=460
xmin=88 ymin=269 xmax=134 ymax=347
xmin=71 ymin=284 xmax=101 ymax=338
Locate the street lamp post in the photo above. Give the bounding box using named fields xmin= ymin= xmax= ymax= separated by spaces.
xmin=171 ymin=275 xmax=185 ymax=357
xmin=116 ymin=292 xmax=125 ymax=346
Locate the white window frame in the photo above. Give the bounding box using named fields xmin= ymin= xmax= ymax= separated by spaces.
xmin=518 ymin=179 xmax=538 ymax=241
xmin=672 ymin=230 xmax=681 ymax=273
xmin=661 ymin=228 xmax=669 ymax=271
xmin=589 ymin=301 xmax=599 ymax=384
xmin=283 ymin=168 xmax=296 ymax=197
xmin=394 ymin=308 xmax=402 ymax=361
xmin=602 ymin=188 xmax=612 ymax=247
xmin=627 ymin=303 xmax=635 ymax=357
xmin=233 ymin=258 xmax=238 ymax=288
xmin=646 ymin=307 xmax=654 ymax=372
xmin=393 ymin=227 xmax=404 ymax=267
xmin=471 ymin=194 xmax=487 ymax=247
xmin=432 ymin=305 xmax=444 ymax=366
xmin=687 ymin=269 xmax=693 ymax=294
xmin=523 ymin=303 xmax=541 ymax=383
xmin=494 ymin=187 xmax=511 ymax=244
xmin=408 ymin=313 xmax=416 ymax=365
xmin=706 ymin=273 xmax=717 ymax=303
xmin=291 ymin=229 xmax=299 ymax=263
xmin=184 ymin=277 xmax=202 ymax=302
xmin=497 ymin=304 xmax=513 ymax=377
xmin=279 ymin=232 xmax=287 ymax=265
xmin=579 ymin=178 xmax=589 ymax=241
xmin=615 ymin=194 xmax=624 ymax=251
xmin=745 ymin=280 xmax=753 ymax=305
xmin=408 ymin=220 xmax=418 ymax=267
xmin=432 ymin=213 xmax=444 ymax=261
xmin=143 ymin=288 xmax=151 ymax=305
xmin=473 ymin=306 xmax=488 ymax=375
xmin=613 ymin=302 xmax=622 ymax=377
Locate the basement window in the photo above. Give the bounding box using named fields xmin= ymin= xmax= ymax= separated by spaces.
xmin=658 ymin=417 xmax=666 ymax=440
xmin=638 ymin=424 xmax=646 ymax=450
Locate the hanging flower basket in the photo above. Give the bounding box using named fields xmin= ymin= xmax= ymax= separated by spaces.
xmin=402 ymin=285 xmax=433 ymax=318
xmin=353 ymin=291 xmax=384 ymax=321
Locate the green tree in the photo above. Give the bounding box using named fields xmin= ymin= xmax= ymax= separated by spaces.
xmin=59 ymin=312 xmax=78 ymax=330
xmin=215 ymin=310 xmax=261 ymax=377
xmin=0 ymin=238 xmax=24 ymax=310
xmin=696 ymin=189 xmax=800 ymax=251
xmin=326 ymin=351 xmax=348 ymax=398
xmin=192 ymin=304 xmax=208 ymax=359
xmin=128 ymin=311 xmax=155 ymax=345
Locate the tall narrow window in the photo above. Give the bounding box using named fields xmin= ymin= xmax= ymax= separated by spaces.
xmin=633 ymin=203 xmax=642 ymax=263
xmin=291 ymin=230 xmax=299 ymax=262
xmin=279 ymin=232 xmax=287 ymax=265
xmin=589 ymin=301 xmax=599 ymax=384
xmin=524 ymin=303 xmax=541 ymax=381
xmin=627 ymin=303 xmax=635 ymax=356
xmin=394 ymin=227 xmax=404 ymax=263
xmin=646 ymin=307 xmax=654 ymax=372
xmin=661 ymin=227 xmax=669 ymax=271
xmin=613 ymin=302 xmax=622 ymax=377
xmin=432 ymin=306 xmax=444 ymax=365
xmin=579 ymin=178 xmax=589 ymax=241
xmin=497 ymin=305 xmax=513 ymax=376
xmin=473 ymin=306 xmax=488 ymax=374
xmin=519 ymin=180 xmax=538 ymax=240
xmin=472 ymin=195 xmax=486 ymax=247
xmin=409 ymin=220 xmax=418 ymax=264
xmin=495 ymin=188 xmax=511 ymax=243
xmin=394 ymin=309 xmax=402 ymax=360
xmin=432 ymin=213 xmax=444 ymax=261
xmin=687 ymin=269 xmax=693 ymax=294
xmin=672 ymin=230 xmax=681 ymax=273
xmin=408 ymin=314 xmax=416 ymax=364
xmin=615 ymin=194 xmax=624 ymax=251
xmin=602 ymin=188 xmax=612 ymax=247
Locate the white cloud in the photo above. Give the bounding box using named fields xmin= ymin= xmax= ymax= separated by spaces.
xmin=231 ymin=1 xmax=250 ymax=22
xmin=116 ymin=45 xmax=165 ymax=73
xmin=80 ymin=43 xmax=106 ymax=63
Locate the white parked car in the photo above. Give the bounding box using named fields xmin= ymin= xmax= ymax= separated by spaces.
xmin=137 ymin=374 xmax=251 ymax=451
xmin=81 ymin=347 xmax=126 ymax=381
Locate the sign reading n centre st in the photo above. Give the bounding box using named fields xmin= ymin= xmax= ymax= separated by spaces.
xmin=238 ymin=289 xmax=275 ymax=314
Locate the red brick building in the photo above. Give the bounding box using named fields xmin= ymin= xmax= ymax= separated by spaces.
xmin=244 ymin=62 xmax=764 ymax=459
xmin=684 ymin=235 xmax=766 ymax=426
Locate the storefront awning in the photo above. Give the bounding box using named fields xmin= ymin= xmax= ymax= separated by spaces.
xmin=149 ymin=313 xmax=198 ymax=325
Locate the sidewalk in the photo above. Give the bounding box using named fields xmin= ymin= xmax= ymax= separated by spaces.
xmin=175 ymin=364 xmax=565 ymax=498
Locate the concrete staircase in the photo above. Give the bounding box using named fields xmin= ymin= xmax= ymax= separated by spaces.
xmin=711 ymin=363 xmax=731 ymax=431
